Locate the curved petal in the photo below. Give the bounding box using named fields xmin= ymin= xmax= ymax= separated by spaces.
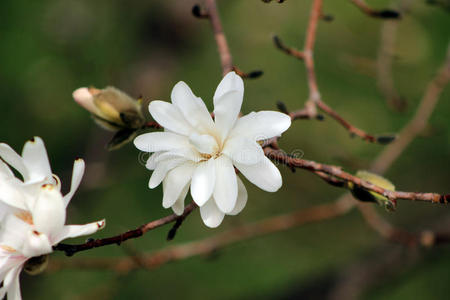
xmin=213 ymin=155 xmax=237 ymax=213
xmin=0 ymin=144 xmax=29 ymax=181
xmin=53 ymin=219 xmax=106 ymax=244
xmin=234 ymin=156 xmax=282 ymax=192
xmin=171 ymin=81 xmax=214 ymax=132
xmin=134 ymin=132 xmax=190 ymax=153
xmin=228 ymin=177 xmax=248 ymax=215
xmin=0 ymin=179 xmax=27 ymax=210
xmin=32 ymin=185 xmax=65 ymax=238
xmin=146 ymin=151 xmax=164 ymax=170
xmin=229 ymin=111 xmax=291 ymax=141
xmin=21 ymin=230 xmax=52 ymax=257
xmin=63 ymin=159 xmax=85 ymax=207
xmin=171 ymin=182 xmax=190 ymax=216
xmin=222 ymin=136 xmax=265 ymax=165
xmin=21 ymin=137 xmax=52 ymax=183
xmin=190 ymin=159 xmax=216 ymax=206
xmin=200 ymin=198 xmax=225 ymax=228
xmin=189 ymin=133 xmax=218 ymax=155
xmin=0 ymin=214 xmax=32 ymax=251
xmin=162 ymin=163 xmax=195 ymax=209
xmin=154 ymin=148 xmax=202 ymax=164
xmin=0 ymin=266 xmax=22 ymax=300
xmin=213 ymin=90 xmax=242 ymax=142
xmin=213 ymin=71 xmax=244 ymax=103
xmin=0 ymin=160 xmax=13 ymax=179
xmin=148 ymin=101 xmax=193 ymax=135
xmin=149 ymin=158 xmax=186 ymax=189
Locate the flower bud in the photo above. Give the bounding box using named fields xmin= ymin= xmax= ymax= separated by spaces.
xmin=349 ymin=170 xmax=396 ymax=210
xmin=72 ymin=86 xmax=145 ymax=131
xmin=24 ymin=254 xmax=49 ymax=275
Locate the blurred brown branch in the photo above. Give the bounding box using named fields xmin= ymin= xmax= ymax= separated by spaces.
xmin=49 ymin=197 xmax=354 ymax=273
xmin=350 ymin=0 xmax=401 ymax=19
xmin=274 ymin=0 xmax=381 ymax=143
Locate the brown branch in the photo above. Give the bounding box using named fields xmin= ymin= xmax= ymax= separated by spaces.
xmin=350 ymin=0 xmax=401 ymax=19
xmin=264 ymin=147 xmax=450 ymax=205
xmin=371 ymin=47 xmax=450 ymax=174
xmin=48 ymin=197 xmax=354 ymax=273
xmin=205 ymin=0 xmax=233 ymax=75
xmin=54 ymin=203 xmax=197 ymax=256
xmin=355 ymin=46 xmax=450 ymax=241
xmin=274 ymin=0 xmax=383 ymax=143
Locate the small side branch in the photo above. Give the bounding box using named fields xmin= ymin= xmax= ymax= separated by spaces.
xmin=350 ymin=0 xmax=401 ymax=19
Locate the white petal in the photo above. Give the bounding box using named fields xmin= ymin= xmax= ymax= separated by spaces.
xmin=149 ymin=158 xmax=186 ymax=189
xmin=32 ymin=185 xmax=65 ymax=238
xmin=200 ymin=198 xmax=225 ymax=228
xmin=228 ymin=177 xmax=248 ymax=215
xmin=0 ymin=266 xmax=22 ymax=300
xmin=72 ymin=87 xmax=99 ymax=115
xmin=0 ymin=160 xmax=13 ymax=179
xmin=0 ymin=214 xmax=32 ymax=251
xmin=213 ymin=71 xmax=244 ymax=103
xmin=229 ymin=111 xmax=291 ymax=141
xmin=213 ymin=91 xmax=243 ymax=142
xmin=235 ymin=156 xmax=282 ymax=192
xmin=148 ymin=101 xmax=193 ymax=135
xmin=222 ymin=137 xmax=265 ymax=165
xmin=63 ymin=158 xmax=85 ymax=207
xmin=171 ymin=182 xmax=190 ymax=216
xmin=213 ymin=155 xmax=237 ymax=213
xmin=162 ymin=163 xmax=195 ymax=208
xmin=190 ymin=159 xmax=216 ymax=206
xmin=21 ymin=137 xmax=52 ymax=183
xmin=171 ymin=81 xmax=214 ymax=132
xmin=53 ymin=219 xmax=106 ymax=244
xmin=0 ymin=179 xmax=27 ymax=210
xmin=0 ymin=143 xmax=29 ymax=181
xmin=134 ymin=132 xmax=190 ymax=153
xmin=189 ymin=133 xmax=218 ymax=155
xmin=21 ymin=230 xmax=52 ymax=257
xmin=154 ymin=148 xmax=202 ymax=164
xmin=146 ymin=151 xmax=164 ymax=170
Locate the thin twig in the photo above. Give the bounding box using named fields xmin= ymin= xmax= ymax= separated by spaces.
xmin=350 ymin=0 xmax=401 ymax=19
xmin=205 ymin=0 xmax=233 ymax=75
xmin=264 ymin=147 xmax=450 ymax=205
xmin=54 ymin=203 xmax=197 ymax=256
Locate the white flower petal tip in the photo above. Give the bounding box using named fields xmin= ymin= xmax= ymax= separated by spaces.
xmin=200 ymin=199 xmax=225 ymax=228
xmin=135 ymin=72 xmax=290 ymax=227
xmin=72 ymin=87 xmax=96 ymax=113
xmin=96 ymin=219 xmax=106 ymax=230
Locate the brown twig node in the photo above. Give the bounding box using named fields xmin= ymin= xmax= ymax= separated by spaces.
xmin=192 ymin=4 xmax=209 ymax=19
xmin=273 ymin=35 xmax=305 ymax=60
xmin=351 ymin=0 xmax=401 ymax=19
xmin=232 ymin=66 xmax=264 ymax=79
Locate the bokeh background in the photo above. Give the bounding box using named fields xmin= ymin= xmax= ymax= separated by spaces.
xmin=1 ymin=0 xmax=449 ymax=299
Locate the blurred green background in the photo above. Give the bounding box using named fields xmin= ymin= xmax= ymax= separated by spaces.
xmin=1 ymin=0 xmax=449 ymax=299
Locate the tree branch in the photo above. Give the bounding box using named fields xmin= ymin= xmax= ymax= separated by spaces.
xmin=205 ymin=0 xmax=233 ymax=75
xmin=54 ymin=203 xmax=197 ymax=256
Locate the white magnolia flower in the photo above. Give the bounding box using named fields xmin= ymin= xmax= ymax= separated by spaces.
xmin=134 ymin=72 xmax=291 ymax=228
xmin=0 ymin=137 xmax=105 ymax=300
